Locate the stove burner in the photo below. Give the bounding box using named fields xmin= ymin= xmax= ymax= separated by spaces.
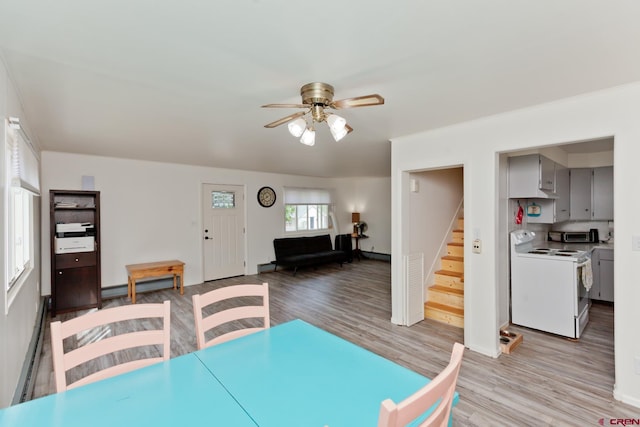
xmin=555 ymin=250 xmax=584 ymax=257
xmin=525 ymin=248 xmax=585 ymax=258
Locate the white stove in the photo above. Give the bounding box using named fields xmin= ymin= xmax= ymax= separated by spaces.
xmin=510 ymin=230 xmax=591 ymax=338
xmin=511 ymin=230 xmax=589 ymax=261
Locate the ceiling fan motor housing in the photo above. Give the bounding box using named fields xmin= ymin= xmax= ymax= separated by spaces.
xmin=301 ymin=82 xmax=334 ymax=106
xmin=301 ymin=82 xmax=334 ymax=123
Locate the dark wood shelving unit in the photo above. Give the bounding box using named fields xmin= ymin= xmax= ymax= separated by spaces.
xmin=50 ymin=190 xmax=101 ymax=316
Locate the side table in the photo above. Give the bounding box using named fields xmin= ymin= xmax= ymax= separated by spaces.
xmin=351 ymin=234 xmax=369 ymax=261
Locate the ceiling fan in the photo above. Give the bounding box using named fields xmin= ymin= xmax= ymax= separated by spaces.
xmin=262 ymin=82 xmax=384 ymax=146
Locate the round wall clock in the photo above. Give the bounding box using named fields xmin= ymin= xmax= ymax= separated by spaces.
xmin=257 ymin=186 xmax=276 ymax=207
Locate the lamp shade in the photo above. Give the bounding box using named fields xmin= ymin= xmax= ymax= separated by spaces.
xmin=326 ymin=114 xmax=346 ymax=131
xmin=299 ymin=128 xmax=316 ymax=146
xmin=288 ymin=118 xmax=307 ymax=138
xmin=351 ymin=212 xmax=360 ymax=223
xmin=327 ymin=114 xmax=348 ymax=141
xmin=330 ymin=125 xmax=348 ymax=142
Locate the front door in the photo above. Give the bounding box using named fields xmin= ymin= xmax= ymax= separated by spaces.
xmin=202 ymin=184 xmax=245 ymax=281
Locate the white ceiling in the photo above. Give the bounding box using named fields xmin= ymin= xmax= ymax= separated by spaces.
xmin=0 ymin=1 xmax=638 ymax=177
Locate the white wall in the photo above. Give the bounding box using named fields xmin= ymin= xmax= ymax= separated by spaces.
xmin=0 ymin=57 xmax=42 ymax=408
xmin=328 ymin=176 xmax=391 ymax=254
xmin=568 ymin=150 xmax=614 ymax=168
xmin=391 ymin=81 xmax=640 ymax=408
xmin=41 ymin=152 xmax=391 ymax=294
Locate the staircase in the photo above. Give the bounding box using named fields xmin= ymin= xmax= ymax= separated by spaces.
xmin=424 ymin=218 xmax=464 ymax=328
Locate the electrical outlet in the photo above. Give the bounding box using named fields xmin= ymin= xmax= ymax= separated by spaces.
xmin=472 ymin=239 xmax=482 ymax=254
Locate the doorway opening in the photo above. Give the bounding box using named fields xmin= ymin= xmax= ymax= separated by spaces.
xmin=498 ymin=136 xmax=614 ymax=380
xmin=406 ymin=167 xmax=464 ymax=329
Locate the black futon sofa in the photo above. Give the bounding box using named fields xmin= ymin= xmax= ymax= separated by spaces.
xmin=273 ymin=234 xmax=350 ymax=275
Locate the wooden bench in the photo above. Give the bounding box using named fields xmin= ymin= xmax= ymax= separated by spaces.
xmin=125 ymin=260 xmax=185 ymax=304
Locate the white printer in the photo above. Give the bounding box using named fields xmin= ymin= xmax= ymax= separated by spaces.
xmin=54 ymin=236 xmax=94 ymax=254
xmin=54 ymin=223 xmax=95 ymax=253
xmin=55 ymin=222 xmax=94 ymax=234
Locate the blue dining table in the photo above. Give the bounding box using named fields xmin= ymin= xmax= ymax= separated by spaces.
xmin=0 ymin=319 xmax=459 ymax=426
xmin=195 ymin=319 xmax=459 ymax=427
xmin=0 ymin=352 xmax=258 ymax=427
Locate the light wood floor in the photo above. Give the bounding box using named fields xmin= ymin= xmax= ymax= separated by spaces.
xmin=32 ymin=260 xmax=638 ymax=425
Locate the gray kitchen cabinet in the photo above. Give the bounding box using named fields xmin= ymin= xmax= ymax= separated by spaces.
xmin=590 ymin=251 xmax=600 ymax=300
xmin=592 ymin=167 xmax=613 ymax=220
xmin=526 ymin=166 xmax=570 ymax=224
xmin=509 ymin=154 xmax=557 ymax=198
xmin=554 ymin=165 xmax=570 ymax=222
xmin=591 ymin=248 xmax=614 ymax=302
xmin=570 ymin=168 xmax=592 ymax=220
xmin=569 ymin=167 xmax=614 ymax=221
xmin=539 ymin=155 xmax=555 ymax=192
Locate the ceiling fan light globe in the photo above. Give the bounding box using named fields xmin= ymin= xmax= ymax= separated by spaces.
xmin=330 ymin=126 xmax=348 ymax=142
xmin=288 ymin=118 xmax=306 ymax=137
xmin=300 ymin=128 xmax=316 ymax=146
xmin=326 ymin=114 xmax=346 ymax=131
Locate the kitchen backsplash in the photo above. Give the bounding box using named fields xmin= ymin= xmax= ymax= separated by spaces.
xmin=508 ymin=199 xmax=613 ymax=243
xmin=551 ymin=220 xmax=613 ymax=241
xmin=517 ymin=220 xmax=613 ymax=245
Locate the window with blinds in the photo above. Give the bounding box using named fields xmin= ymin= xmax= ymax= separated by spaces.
xmin=283 ymin=187 xmax=333 ymax=233
xmin=5 ymin=120 xmax=39 ymax=292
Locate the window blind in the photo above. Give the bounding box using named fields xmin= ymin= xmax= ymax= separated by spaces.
xmin=283 ymin=187 xmax=332 ymax=204
xmin=8 ymin=121 xmax=40 ymax=195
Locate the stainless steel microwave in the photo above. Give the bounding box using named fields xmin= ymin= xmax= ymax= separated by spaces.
xmin=548 ymin=230 xmax=598 ymax=243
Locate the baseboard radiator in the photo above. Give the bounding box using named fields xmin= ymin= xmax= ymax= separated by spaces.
xmin=12 ymin=296 xmax=48 ymax=404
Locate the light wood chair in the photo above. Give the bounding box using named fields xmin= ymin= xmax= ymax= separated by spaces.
xmin=51 ymin=300 xmax=171 ymax=393
xmin=378 ymin=342 xmax=464 ymax=427
xmin=192 ymin=283 xmax=270 ymax=350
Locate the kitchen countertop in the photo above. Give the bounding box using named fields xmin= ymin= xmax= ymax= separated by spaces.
xmin=536 ymin=241 xmax=614 ymax=252
xmin=593 ymin=241 xmax=614 ymax=250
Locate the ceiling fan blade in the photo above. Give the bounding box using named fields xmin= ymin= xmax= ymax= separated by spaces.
xmin=264 ymin=111 xmax=306 ymax=128
xmin=261 ymin=103 xmax=310 ymax=108
xmin=331 ymin=94 xmax=384 ymax=109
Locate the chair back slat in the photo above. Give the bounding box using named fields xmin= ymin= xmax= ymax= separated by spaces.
xmin=58 ymin=303 xmax=169 ymax=337
xmin=64 ymin=330 xmax=166 ymax=370
xmin=201 ymin=305 xmax=269 ymax=332
xmin=67 ymin=357 xmax=165 ymax=390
